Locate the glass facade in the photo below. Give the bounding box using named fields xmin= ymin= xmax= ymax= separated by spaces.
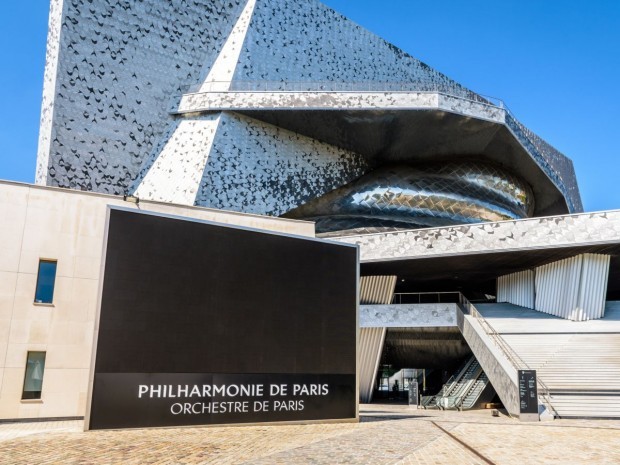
xmin=22 ymin=351 xmax=46 ymax=400
xmin=34 ymin=260 xmax=57 ymax=304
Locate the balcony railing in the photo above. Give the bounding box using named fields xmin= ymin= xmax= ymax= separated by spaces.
xmin=392 ymin=291 xmax=462 ymax=304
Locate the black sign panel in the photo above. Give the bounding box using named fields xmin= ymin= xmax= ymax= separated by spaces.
xmin=518 ymin=369 xmax=538 ymax=414
xmin=88 ymin=208 xmax=358 ymax=430
xmin=90 ymin=373 xmax=355 ymax=429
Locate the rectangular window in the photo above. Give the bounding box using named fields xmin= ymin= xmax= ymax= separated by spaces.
xmin=34 ymin=260 xmax=57 ymax=304
xmin=22 ymin=351 xmax=46 ymax=400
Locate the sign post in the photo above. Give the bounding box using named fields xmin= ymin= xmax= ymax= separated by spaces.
xmin=408 ymin=380 xmax=419 ymax=407
xmin=518 ymin=369 xmax=539 ymax=421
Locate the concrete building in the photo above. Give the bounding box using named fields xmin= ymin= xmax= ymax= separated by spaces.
xmin=0 ymin=0 xmax=618 ymax=422
xmin=352 ymin=212 xmax=620 ymax=418
xmin=0 ymin=180 xmax=312 ymax=420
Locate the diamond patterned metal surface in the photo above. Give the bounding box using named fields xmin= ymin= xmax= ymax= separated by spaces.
xmin=333 ymin=211 xmax=620 ymax=264
xmin=284 ymin=162 xmax=534 ymax=235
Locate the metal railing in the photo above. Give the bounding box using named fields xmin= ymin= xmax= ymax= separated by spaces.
xmin=438 ymin=395 xmax=466 ymax=411
xmin=458 ymin=294 xmax=557 ymax=417
xmin=420 ymin=394 xmax=438 ymax=408
xmin=392 ymin=291 xmax=461 ymax=304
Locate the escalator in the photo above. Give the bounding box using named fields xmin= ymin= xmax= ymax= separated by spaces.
xmin=422 ymin=355 xmax=494 ymax=410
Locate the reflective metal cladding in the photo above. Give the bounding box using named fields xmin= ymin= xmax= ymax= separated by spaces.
xmin=284 ymin=162 xmax=534 ymax=236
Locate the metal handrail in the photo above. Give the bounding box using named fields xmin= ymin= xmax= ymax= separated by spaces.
xmin=392 ymin=291 xmax=461 ymax=304
xmin=443 ymin=357 xmax=478 ymax=397
xmin=458 ymin=294 xmax=557 ymax=417
xmin=420 ymin=394 xmax=439 ymax=408
xmin=438 ymin=395 xmax=466 ymax=411
xmin=461 ymin=374 xmax=488 ymax=410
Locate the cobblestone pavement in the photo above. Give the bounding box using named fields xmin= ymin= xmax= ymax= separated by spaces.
xmin=0 ymin=404 xmax=619 ymax=464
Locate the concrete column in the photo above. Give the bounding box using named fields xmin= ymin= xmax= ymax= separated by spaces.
xmin=358 ymin=276 xmax=396 ymax=403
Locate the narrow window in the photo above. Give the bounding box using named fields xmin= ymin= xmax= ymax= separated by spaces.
xmin=22 ymin=351 xmax=46 ymax=400
xmin=34 ymin=260 xmax=57 ymax=304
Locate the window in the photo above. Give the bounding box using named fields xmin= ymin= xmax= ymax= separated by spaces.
xmin=34 ymin=260 xmax=57 ymax=304
xmin=22 ymin=351 xmax=46 ymax=400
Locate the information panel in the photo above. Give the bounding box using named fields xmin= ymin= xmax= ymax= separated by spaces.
xmin=87 ymin=208 xmax=358 ymax=430
xmin=408 ymin=380 xmax=419 ymax=407
xmin=518 ymin=369 xmax=538 ymax=417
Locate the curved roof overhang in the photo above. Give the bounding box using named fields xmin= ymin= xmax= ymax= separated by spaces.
xmin=332 ymin=209 xmax=620 ymax=299
xmin=173 ymin=90 xmax=582 ymax=216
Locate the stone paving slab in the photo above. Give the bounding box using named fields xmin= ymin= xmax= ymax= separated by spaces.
xmin=0 ymin=420 xmax=81 ymax=442
xmin=446 ymin=419 xmax=620 ymax=465
xmin=0 ymin=405 xmax=618 ymax=464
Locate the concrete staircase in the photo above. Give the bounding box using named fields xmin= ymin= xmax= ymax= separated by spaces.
xmin=502 ymin=333 xmax=620 ymax=418
xmin=477 ymin=302 xmax=620 ymax=419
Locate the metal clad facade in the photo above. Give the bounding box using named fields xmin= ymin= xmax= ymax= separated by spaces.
xmin=359 ymin=276 xmax=398 ymax=305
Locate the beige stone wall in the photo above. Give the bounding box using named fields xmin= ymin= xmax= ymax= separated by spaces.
xmin=0 ymin=181 xmax=313 ymax=420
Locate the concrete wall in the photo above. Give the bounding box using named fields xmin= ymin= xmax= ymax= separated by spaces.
xmin=535 ymin=253 xmax=610 ymax=321
xmin=360 ymin=304 xmax=457 ymax=328
xmin=498 ymin=254 xmax=612 ymax=321
xmin=0 ymin=180 xmax=312 ymax=420
xmin=456 ymin=310 xmax=520 ymax=416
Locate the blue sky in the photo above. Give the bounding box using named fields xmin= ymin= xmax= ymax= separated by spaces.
xmin=0 ymin=0 xmax=618 ymax=212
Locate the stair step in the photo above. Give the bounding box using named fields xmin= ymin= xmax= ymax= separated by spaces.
xmin=471 ymin=305 xmax=620 ymax=419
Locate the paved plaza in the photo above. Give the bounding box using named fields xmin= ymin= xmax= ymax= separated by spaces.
xmin=0 ymin=404 xmax=618 ymax=464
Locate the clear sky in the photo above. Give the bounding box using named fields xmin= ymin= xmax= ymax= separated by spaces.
xmin=0 ymin=0 xmax=618 ymax=212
